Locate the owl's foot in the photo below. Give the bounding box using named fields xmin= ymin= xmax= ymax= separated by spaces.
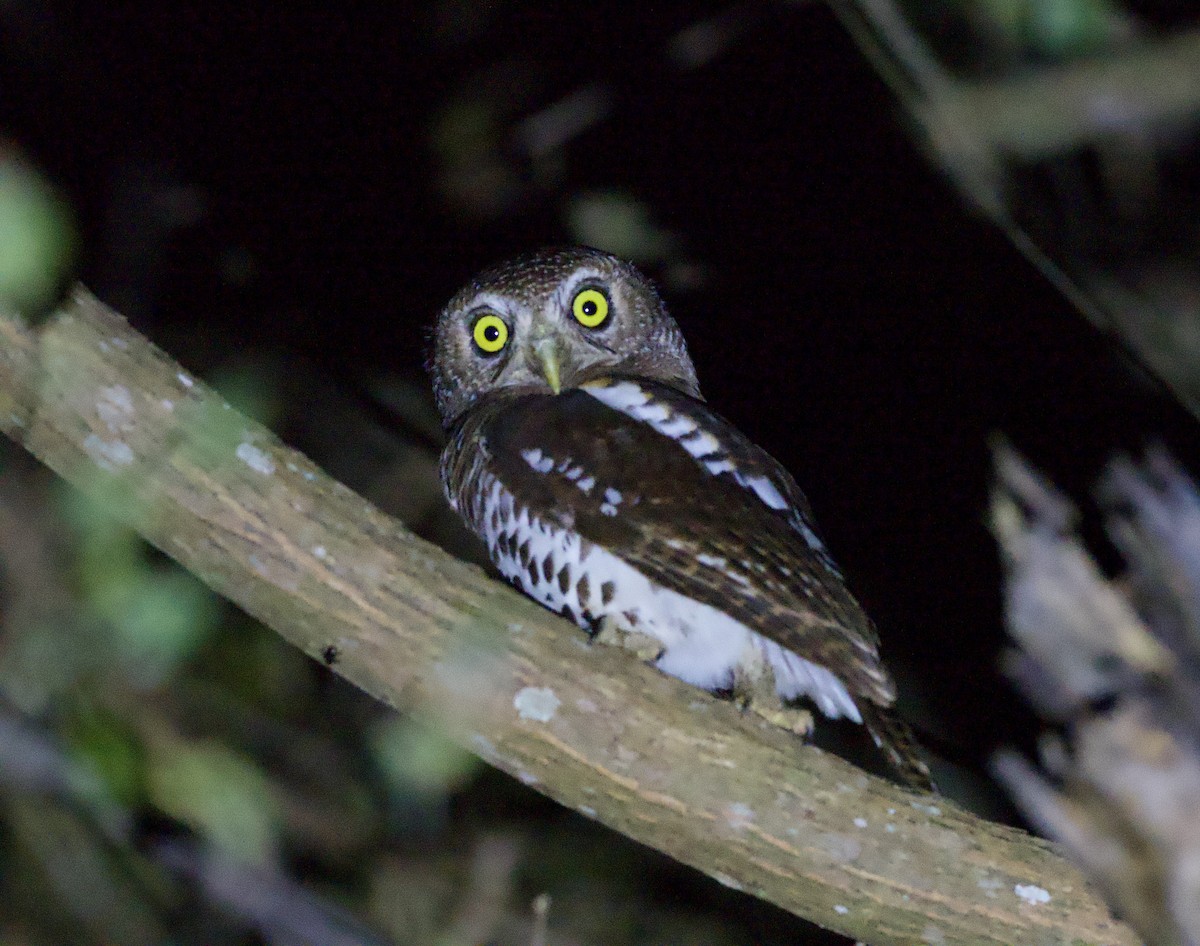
xmin=748 ymin=700 xmax=815 ymax=738
xmin=734 ymin=673 xmax=815 ymax=738
xmin=592 ymin=616 xmax=664 ymax=662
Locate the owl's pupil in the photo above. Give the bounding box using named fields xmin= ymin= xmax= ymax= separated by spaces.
xmin=582 ymin=301 xmax=597 ymax=316
xmin=483 ymin=325 xmax=500 ymax=342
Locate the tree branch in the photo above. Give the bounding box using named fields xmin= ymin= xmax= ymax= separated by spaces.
xmin=931 ymin=30 xmax=1200 ymax=163
xmin=834 ymin=2 xmax=1200 ymax=423
xmin=0 ymin=289 xmax=1135 ymax=946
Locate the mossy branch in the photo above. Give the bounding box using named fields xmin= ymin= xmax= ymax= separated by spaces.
xmin=0 ymin=289 xmax=1135 ymax=946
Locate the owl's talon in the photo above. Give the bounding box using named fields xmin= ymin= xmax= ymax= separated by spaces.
xmin=732 ymin=667 xmax=814 ymax=737
xmin=630 ymin=638 xmax=666 ymax=662
xmin=591 ymin=615 xmax=623 ymax=647
xmin=753 ymin=702 xmax=815 ymax=738
xmin=737 ymin=691 xmax=815 ymax=737
xmin=592 ymin=617 xmax=663 ymax=661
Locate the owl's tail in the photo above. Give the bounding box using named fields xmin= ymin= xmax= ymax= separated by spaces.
xmin=859 ymin=702 xmax=937 ymax=793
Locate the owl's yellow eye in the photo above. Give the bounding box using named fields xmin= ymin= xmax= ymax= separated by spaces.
xmin=472 ymin=314 xmax=509 ymax=354
xmin=571 ymin=288 xmax=610 ymax=329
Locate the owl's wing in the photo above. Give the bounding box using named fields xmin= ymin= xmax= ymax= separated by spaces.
xmin=448 ymin=378 xmax=894 ymax=706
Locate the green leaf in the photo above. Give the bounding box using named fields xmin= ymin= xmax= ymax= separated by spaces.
xmin=369 ymin=716 xmax=481 ymax=800
xmin=0 ymin=153 xmax=77 ymax=320
xmin=147 ymin=737 xmax=280 ymax=864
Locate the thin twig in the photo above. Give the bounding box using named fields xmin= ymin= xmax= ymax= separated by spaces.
xmin=529 ymin=893 xmax=551 ymax=946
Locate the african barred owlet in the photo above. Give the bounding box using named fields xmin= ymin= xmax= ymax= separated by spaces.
xmin=430 ymin=247 xmax=932 ymax=790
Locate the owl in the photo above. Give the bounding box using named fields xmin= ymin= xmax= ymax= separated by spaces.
xmin=430 ymin=247 xmax=932 ymax=790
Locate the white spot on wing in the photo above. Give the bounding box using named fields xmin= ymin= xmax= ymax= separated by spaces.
xmin=636 ymin=402 xmax=672 ymax=423
xmin=743 ymin=473 xmax=787 ymax=510
xmin=586 ymin=380 xmax=650 ymax=411
xmin=520 ymin=447 xmax=555 ymax=474
xmin=658 ymin=414 xmax=698 ymax=438
xmin=680 ymin=429 xmax=721 ymax=457
xmin=583 ymin=383 xmax=813 ymax=539
xmin=799 ymin=522 xmax=826 ymax=552
xmin=695 ymin=553 xmax=728 ymax=571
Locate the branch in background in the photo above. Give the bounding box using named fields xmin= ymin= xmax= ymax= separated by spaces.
xmin=153 ymin=838 xmax=396 ymax=946
xmin=992 ymin=444 xmax=1200 ymax=946
xmin=931 ymin=30 xmax=1200 ymax=164
xmin=0 ymin=289 xmax=1135 ymax=946
xmin=834 ymin=1 xmax=1200 ymax=422
xmin=834 ymin=4 xmax=1200 ymax=192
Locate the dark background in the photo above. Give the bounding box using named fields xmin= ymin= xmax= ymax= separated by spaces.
xmin=3 ymin=2 xmax=1199 ymax=943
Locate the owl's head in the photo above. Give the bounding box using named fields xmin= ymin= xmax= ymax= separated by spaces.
xmin=429 ymin=246 xmax=700 ymax=426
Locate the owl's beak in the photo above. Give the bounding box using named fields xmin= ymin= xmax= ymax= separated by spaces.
xmin=531 ymin=337 xmax=562 ymax=394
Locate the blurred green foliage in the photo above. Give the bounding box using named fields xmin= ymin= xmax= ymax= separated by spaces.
xmin=0 ymin=149 xmax=76 ymax=320
xmin=69 ymin=490 xmax=222 ymax=687
xmin=950 ymin=0 xmax=1125 ymax=61
xmin=147 ymin=736 xmax=280 ymax=864
xmin=65 ymin=705 xmax=144 ymax=807
xmin=1021 ymin=0 xmax=1119 ymax=57
xmin=566 ymin=190 xmax=676 ymax=266
xmin=368 ymin=716 xmax=480 ymax=803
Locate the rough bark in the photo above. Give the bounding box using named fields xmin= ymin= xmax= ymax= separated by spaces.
xmin=0 ymin=289 xmax=1136 ymax=946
